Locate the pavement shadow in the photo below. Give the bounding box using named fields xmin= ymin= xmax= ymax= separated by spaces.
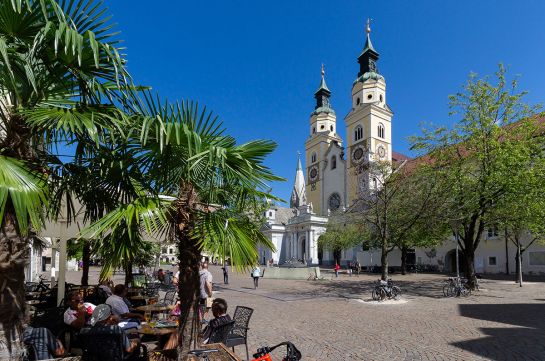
xmin=452 ymin=303 xmax=545 ymax=360
xmin=312 ymin=278 xmax=447 ymax=300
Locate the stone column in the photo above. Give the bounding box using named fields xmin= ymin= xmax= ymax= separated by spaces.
xmin=311 ymin=230 xmax=318 ymax=265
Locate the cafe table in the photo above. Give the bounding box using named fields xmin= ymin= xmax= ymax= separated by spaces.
xmin=135 ymin=322 xmax=177 ymax=336
xmin=135 ymin=304 xmax=174 ymax=313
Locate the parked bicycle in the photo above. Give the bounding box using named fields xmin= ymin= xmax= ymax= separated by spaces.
xmin=252 ymin=341 xmax=302 ymax=361
xmin=372 ymin=279 xmax=401 ymax=301
xmin=443 ymin=277 xmax=470 ymax=297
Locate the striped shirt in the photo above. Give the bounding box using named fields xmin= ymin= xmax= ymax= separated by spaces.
xmin=22 ymin=326 xmax=58 ymax=360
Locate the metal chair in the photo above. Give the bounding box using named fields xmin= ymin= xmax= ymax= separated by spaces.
xmin=207 ymin=320 xmax=235 ymax=345
xmin=225 ymin=306 xmax=253 ymax=361
xmin=163 ymin=291 xmax=176 ymax=305
xmin=79 ymin=325 xmax=148 ymax=361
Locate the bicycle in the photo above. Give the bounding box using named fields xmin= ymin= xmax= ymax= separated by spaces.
xmin=251 ymin=341 xmax=302 ymax=361
xmin=372 ymin=279 xmax=401 ymax=301
xmin=443 ymin=277 xmax=470 ymax=297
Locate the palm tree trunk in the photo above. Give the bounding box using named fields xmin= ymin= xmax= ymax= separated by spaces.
xmin=124 ymin=262 xmax=134 ymax=286
xmin=0 ymin=210 xmax=28 ymax=360
xmin=176 ymin=230 xmax=201 ymax=360
xmin=81 ymin=240 xmax=90 ymax=286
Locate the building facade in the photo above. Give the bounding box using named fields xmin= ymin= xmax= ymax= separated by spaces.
xmin=260 ymin=22 xmax=545 ymax=274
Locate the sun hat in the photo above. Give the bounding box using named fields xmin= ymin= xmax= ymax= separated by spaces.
xmin=90 ymin=304 xmax=112 ymax=326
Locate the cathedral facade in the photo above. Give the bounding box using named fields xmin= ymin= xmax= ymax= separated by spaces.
xmin=260 ymin=23 xmax=545 ymax=274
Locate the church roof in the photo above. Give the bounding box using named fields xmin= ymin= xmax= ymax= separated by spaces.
xmin=311 ymin=106 xmax=336 ymax=116
xmin=273 ymin=207 xmax=295 ymax=225
xmin=353 ymin=71 xmax=384 ymax=84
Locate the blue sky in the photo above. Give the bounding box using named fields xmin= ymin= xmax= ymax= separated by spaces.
xmin=107 ymin=0 xmax=545 ymax=204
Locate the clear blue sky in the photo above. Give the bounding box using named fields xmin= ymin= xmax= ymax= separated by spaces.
xmin=107 ymin=0 xmax=545 ymax=204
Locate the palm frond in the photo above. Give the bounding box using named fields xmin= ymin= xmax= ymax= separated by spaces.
xmin=0 ymin=155 xmax=47 ymax=235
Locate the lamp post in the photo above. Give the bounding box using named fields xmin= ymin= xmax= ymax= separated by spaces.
xmin=455 ymin=230 xmax=460 ymax=279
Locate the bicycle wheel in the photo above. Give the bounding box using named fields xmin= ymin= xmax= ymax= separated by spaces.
xmin=372 ymin=287 xmax=380 ymax=300
xmin=444 ymin=284 xmax=455 ymax=297
xmin=392 ymin=286 xmax=401 ymax=299
xmin=378 ymin=288 xmax=387 ymax=301
xmin=460 ymin=286 xmax=471 ymax=297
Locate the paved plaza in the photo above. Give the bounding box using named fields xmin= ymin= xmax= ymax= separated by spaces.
xmin=65 ymin=267 xmax=545 ymax=361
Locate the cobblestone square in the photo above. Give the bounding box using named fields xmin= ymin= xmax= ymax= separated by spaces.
xmin=68 ymin=267 xmax=545 ymax=361
xmin=206 ymin=267 xmax=545 ymax=361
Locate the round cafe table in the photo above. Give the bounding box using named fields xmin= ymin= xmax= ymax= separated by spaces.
xmin=135 ymin=304 xmax=174 ymax=313
xmin=136 ymin=323 xmax=177 ymax=336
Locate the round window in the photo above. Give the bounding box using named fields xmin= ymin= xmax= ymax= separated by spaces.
xmin=310 ymin=167 xmax=318 ymax=180
xmin=367 ymin=94 xmax=373 ymax=100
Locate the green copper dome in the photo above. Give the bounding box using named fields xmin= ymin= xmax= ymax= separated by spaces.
xmin=353 ymin=71 xmax=384 ymax=85
xmin=311 ymin=106 xmax=336 ymax=116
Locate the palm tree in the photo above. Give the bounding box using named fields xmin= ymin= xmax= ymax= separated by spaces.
xmin=0 ymin=0 xmax=131 ymax=357
xmin=83 ymin=97 xmax=283 ymax=359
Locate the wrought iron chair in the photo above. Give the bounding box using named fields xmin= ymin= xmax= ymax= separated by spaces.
xmin=225 ymin=306 xmax=253 ymax=360
xmin=207 ymin=320 xmax=235 ymax=345
xmin=79 ymin=325 xmax=148 ymax=361
xmin=163 ymin=291 xmax=176 ymax=305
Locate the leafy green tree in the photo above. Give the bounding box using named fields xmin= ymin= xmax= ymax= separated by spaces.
xmin=318 ymin=213 xmax=367 ymax=265
xmin=410 ymin=65 xmax=543 ymax=288
xmin=0 ymin=0 xmax=131 ymax=357
xmin=492 ymin=151 xmax=545 ymax=286
xmin=352 ymin=161 xmax=444 ymax=280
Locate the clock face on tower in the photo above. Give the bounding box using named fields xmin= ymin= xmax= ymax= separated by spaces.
xmin=309 ymin=167 xmax=318 ymax=181
xmin=377 ymin=145 xmax=386 ymax=159
xmin=352 ymin=146 xmax=365 ymax=163
xmin=328 ymin=193 xmax=341 ymax=211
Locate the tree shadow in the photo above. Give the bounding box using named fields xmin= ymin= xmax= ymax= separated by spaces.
xmin=453 ymin=303 xmax=545 ymax=360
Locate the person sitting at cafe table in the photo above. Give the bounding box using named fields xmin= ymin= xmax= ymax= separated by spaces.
xmin=106 ymin=284 xmax=145 ymax=322
xmin=80 ymin=304 xmax=140 ymax=359
xmin=201 ymin=298 xmax=231 ymax=344
xmin=63 ymin=291 xmax=96 ymax=330
xmin=23 ymin=310 xmax=65 ymax=360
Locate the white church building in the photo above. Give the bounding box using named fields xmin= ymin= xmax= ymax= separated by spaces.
xmin=260 ymin=22 xmax=545 ymax=275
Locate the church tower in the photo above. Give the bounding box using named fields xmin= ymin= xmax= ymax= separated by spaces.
xmin=345 ymin=20 xmax=393 ymax=205
xmin=305 ymin=65 xmax=342 ymax=215
xmin=290 ymin=154 xmax=307 ymax=208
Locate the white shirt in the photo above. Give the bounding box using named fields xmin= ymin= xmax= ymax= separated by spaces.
xmin=105 ymin=295 xmax=129 ymax=317
xmin=63 ymin=303 xmax=95 ymax=326
xmin=252 ymin=267 xmax=261 ymax=277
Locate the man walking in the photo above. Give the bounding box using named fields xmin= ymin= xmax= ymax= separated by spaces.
xmin=252 ymin=265 xmax=261 ymax=289
xmin=221 ymin=264 xmax=229 ymax=285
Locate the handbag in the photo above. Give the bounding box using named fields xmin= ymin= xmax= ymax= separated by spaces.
xmin=206 ymin=297 xmax=214 ymax=308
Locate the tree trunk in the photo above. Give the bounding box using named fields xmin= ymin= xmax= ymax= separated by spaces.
xmin=504 ymin=229 xmax=509 ymax=275
xmin=463 ymin=243 xmax=477 ymax=289
xmin=516 ymin=242 xmax=523 ymax=287
xmin=380 ymin=241 xmax=389 ymax=281
xmin=177 ymin=231 xmax=201 ymax=360
xmin=400 ymin=246 xmax=407 ymax=275
xmin=0 ymin=209 xmax=28 ymax=360
xmin=81 ymin=240 xmax=90 ymax=286
xmin=124 ymin=262 xmax=134 ymax=286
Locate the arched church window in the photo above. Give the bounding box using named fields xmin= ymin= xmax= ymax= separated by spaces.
xmin=311 ymin=152 xmax=317 ymax=163
xmin=331 ymin=156 xmax=336 ymax=170
xmin=313 ymin=127 xmax=316 ymax=134
xmin=356 ymin=97 xmax=361 ymax=105
xmin=354 ymin=125 xmax=363 ymax=142
xmin=378 ymin=123 xmax=385 ymax=139
xmin=380 ymin=94 xmax=384 ymax=103
xmin=330 ymin=125 xmax=333 ymax=132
